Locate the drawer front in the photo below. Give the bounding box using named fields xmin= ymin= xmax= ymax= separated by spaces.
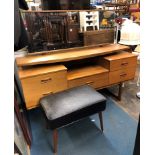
xmin=110 ymin=57 xmax=137 ymax=71
xmin=68 ymin=73 xmax=109 ymax=89
xmin=109 ymin=67 xmax=136 ymax=84
xmin=21 ymin=71 xmax=67 ymax=109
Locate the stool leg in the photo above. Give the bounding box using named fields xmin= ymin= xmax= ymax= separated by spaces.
xmin=118 ymin=82 xmax=123 ymax=101
xmin=98 ymin=112 xmax=104 ymax=132
xmin=53 ymin=129 xmax=58 ymax=153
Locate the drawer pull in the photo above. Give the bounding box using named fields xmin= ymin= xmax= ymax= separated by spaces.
xmin=121 ymin=62 xmax=128 ymax=66
xmin=120 ymin=73 xmax=127 ymax=77
xmin=42 ymin=91 xmax=53 ymax=96
xmin=86 ymin=81 xmax=94 ymax=86
xmin=40 ymin=78 xmax=52 ymax=84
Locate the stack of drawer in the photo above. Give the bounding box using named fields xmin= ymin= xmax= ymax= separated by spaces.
xmin=102 ymin=52 xmax=137 ymax=84
xmin=19 ymin=65 xmax=68 ymax=109
xmin=79 ymin=11 xmax=99 ymax=31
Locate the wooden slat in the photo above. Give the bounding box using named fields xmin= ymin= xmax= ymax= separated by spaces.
xmin=81 ymin=29 xmax=114 ymax=46
xmin=16 ymin=44 xmax=130 ymax=67
xmin=103 ymin=51 xmax=136 ymax=61
xmin=67 ymin=65 xmax=108 ymax=80
xmin=19 ymin=65 xmax=67 ymax=79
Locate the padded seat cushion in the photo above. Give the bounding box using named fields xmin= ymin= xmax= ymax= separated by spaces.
xmin=40 ymin=85 xmax=106 ymax=129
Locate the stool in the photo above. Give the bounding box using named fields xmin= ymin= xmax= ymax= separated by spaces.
xmin=40 ymin=85 xmax=106 ymax=153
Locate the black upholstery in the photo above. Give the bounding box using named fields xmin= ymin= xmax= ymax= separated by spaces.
xmin=40 ymin=85 xmax=106 ymax=129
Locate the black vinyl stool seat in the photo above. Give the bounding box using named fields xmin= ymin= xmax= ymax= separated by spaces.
xmin=40 ymin=85 xmax=106 ymax=153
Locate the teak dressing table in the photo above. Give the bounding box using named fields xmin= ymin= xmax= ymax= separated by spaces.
xmin=16 ymin=44 xmax=137 ymax=109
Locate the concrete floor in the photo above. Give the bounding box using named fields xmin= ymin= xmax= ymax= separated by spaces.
xmin=102 ymin=64 xmax=140 ymax=121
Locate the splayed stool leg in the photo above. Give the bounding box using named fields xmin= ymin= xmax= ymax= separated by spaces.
xmin=98 ymin=112 xmax=104 ymax=132
xmin=53 ymin=129 xmax=58 ymax=154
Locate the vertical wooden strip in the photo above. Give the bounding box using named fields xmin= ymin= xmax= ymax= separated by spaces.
xmin=98 ymin=112 xmax=104 ymax=132
xmin=53 ymin=129 xmax=58 ymax=153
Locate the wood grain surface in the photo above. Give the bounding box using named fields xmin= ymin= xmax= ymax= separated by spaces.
xmin=16 ymin=44 xmax=130 ymax=67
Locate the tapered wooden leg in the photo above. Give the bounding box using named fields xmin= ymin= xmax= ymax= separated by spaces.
xmin=118 ymin=82 xmax=123 ymax=101
xmin=98 ymin=112 xmax=104 ymax=132
xmin=105 ymin=82 xmax=123 ymax=101
xmin=53 ymin=129 xmax=58 ymax=153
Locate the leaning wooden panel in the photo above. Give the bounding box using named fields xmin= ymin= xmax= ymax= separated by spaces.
xmin=81 ymin=29 xmax=114 ymax=46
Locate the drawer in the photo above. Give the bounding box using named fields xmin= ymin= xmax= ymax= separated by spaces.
xmin=109 ymin=67 xmax=136 ymax=84
xmin=109 ymin=57 xmax=137 ymax=71
xmin=102 ymin=52 xmax=137 ymax=71
xmin=21 ymin=70 xmax=67 ymax=109
xmin=68 ymin=72 xmax=109 ymax=89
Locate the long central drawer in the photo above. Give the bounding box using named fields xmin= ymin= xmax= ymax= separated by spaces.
xmin=68 ymin=73 xmax=109 ymax=89
xmin=68 ymin=65 xmax=109 ymax=89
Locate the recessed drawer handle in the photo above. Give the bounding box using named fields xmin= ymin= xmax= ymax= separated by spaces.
xmin=42 ymin=91 xmax=53 ymax=96
xmin=40 ymin=78 xmax=52 ymax=84
xmin=120 ymin=73 xmax=127 ymax=77
xmin=121 ymin=62 xmax=128 ymax=66
xmin=86 ymin=81 xmax=94 ymax=85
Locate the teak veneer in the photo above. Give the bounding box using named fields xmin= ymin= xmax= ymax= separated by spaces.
xmin=67 ymin=65 xmax=109 ymax=80
xmin=16 ymin=44 xmax=137 ymax=109
xmin=16 ymin=44 xmax=130 ymax=67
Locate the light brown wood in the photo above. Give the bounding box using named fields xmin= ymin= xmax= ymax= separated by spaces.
xmin=68 ymin=66 xmax=109 ymax=89
xmin=109 ymin=56 xmax=137 ymax=71
xmin=104 ymin=51 xmax=137 ymax=60
xmin=53 ymin=129 xmax=58 ymax=153
xmin=100 ymin=52 xmax=137 ymax=71
xmin=17 ymin=47 xmax=137 ymax=109
xmin=67 ymin=65 xmax=109 ymax=80
xmin=68 ymin=65 xmax=109 ymax=89
xmin=109 ymin=67 xmax=136 ymax=84
xmin=20 ymin=67 xmax=67 ymax=109
xmin=68 ymin=73 xmax=109 ymax=89
xmin=16 ymin=44 xmax=130 ymax=67
xmin=19 ymin=65 xmax=67 ymax=79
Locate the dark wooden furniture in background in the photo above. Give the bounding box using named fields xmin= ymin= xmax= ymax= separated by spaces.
xmin=80 ymin=29 xmax=114 ymax=46
xmin=16 ymin=44 xmax=137 ymax=109
xmin=22 ymin=10 xmax=118 ymax=52
xmin=41 ymin=0 xmax=90 ymax=10
xmin=23 ymin=11 xmax=82 ymax=52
